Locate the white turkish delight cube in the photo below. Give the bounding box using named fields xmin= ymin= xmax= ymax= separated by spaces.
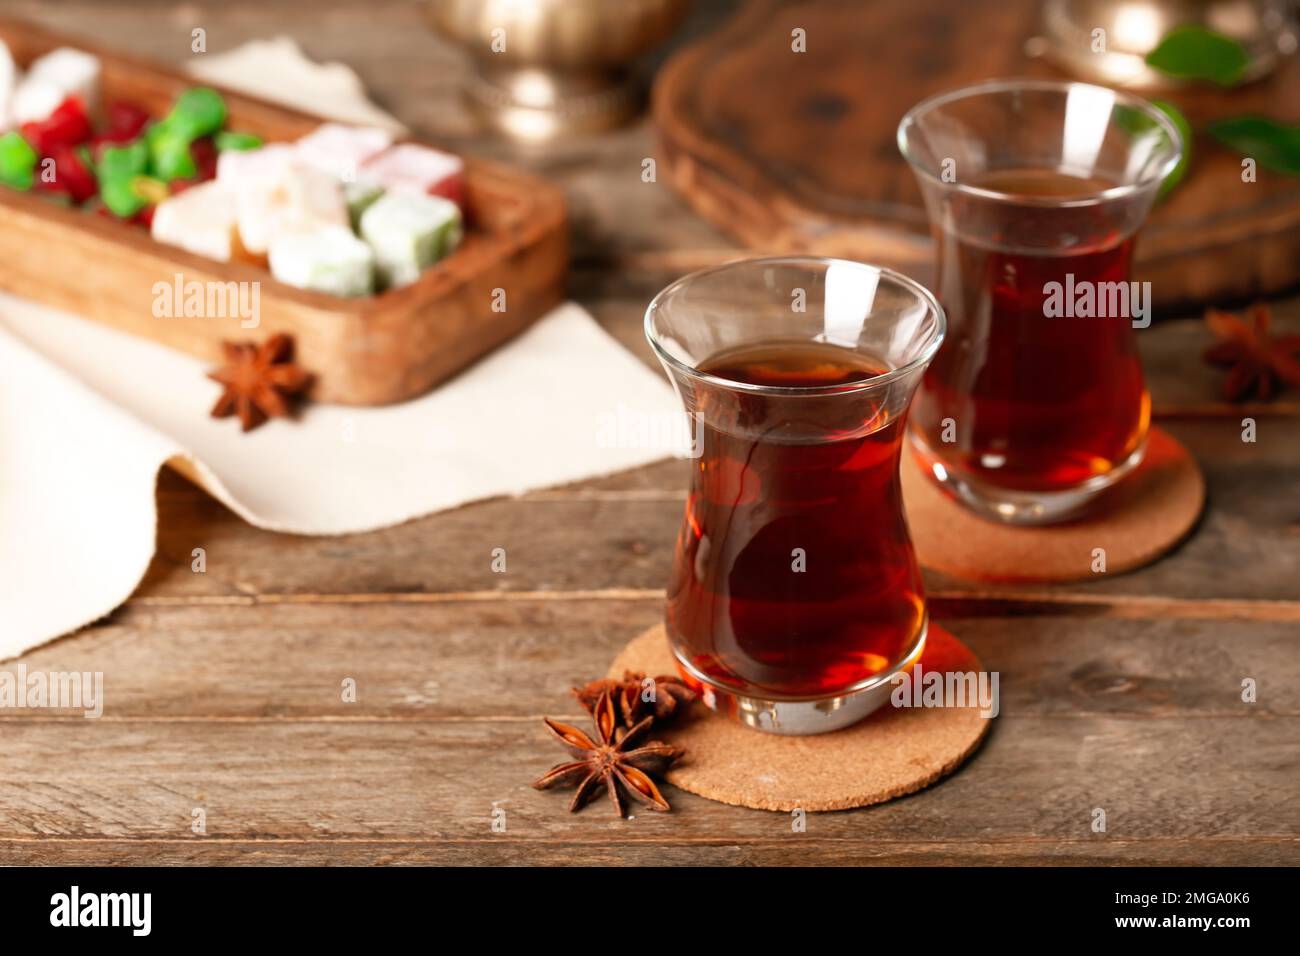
xmin=361 ymin=143 xmax=465 ymax=208
xmin=13 ymin=47 xmax=100 ymax=123
xmin=151 ymin=181 xmax=239 ymax=262
xmin=295 ymin=123 xmax=393 ymax=182
xmin=269 ymin=225 xmax=375 ymax=297
xmin=359 ymin=192 xmax=462 ymax=289
xmin=0 ymin=39 xmax=18 ymax=130
xmin=218 ymin=145 xmax=348 ymax=256
xmin=215 ymin=142 xmax=297 ymax=187
xmin=12 ymin=77 xmax=66 ymax=127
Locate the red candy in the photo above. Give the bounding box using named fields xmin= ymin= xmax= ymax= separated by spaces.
xmin=189 ymin=135 xmax=218 ymax=181
xmin=35 ymin=146 xmax=98 ymax=203
xmin=428 ymin=173 xmax=467 ymax=212
xmin=106 ymin=101 xmax=150 ymax=140
xmin=164 ymin=137 xmax=219 ymax=197
xmin=89 ymin=102 xmax=153 ymax=151
xmin=21 ymin=96 xmax=92 ymax=156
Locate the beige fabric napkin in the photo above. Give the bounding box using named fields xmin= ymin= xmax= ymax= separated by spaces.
xmin=0 ymin=41 xmax=680 ymax=659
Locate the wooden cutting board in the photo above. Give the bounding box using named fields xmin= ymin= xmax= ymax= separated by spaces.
xmin=653 ymin=0 xmax=1300 ymax=308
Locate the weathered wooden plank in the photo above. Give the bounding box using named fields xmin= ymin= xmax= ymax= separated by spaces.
xmin=0 ymin=837 xmax=1292 ymax=866
xmin=6 ymin=602 xmax=1295 ymax=719
xmin=141 ymin=482 xmax=685 ymax=597
xmin=134 ymin=411 xmax=1300 ymax=605
xmin=0 ymin=719 xmax=1292 ymax=855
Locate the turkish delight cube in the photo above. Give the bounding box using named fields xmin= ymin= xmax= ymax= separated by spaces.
xmin=0 ymin=39 xmax=18 ymax=129
xmin=295 ymin=122 xmax=393 ymax=181
xmin=359 ymin=192 xmax=461 ymax=289
xmin=218 ymin=145 xmax=347 ymax=255
xmin=361 ymin=143 xmax=464 ymax=207
xmin=151 ymin=180 xmax=239 ymax=262
xmin=216 ymin=142 xmax=297 ymax=187
xmin=12 ymin=78 xmax=65 ymax=128
xmin=344 ymin=179 xmax=384 ymax=229
xmin=14 ymin=47 xmax=100 ymax=124
xmin=269 ymin=225 xmax=375 ymax=297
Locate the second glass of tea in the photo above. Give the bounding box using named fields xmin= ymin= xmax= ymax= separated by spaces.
xmin=645 ymin=258 xmax=945 ymax=733
xmin=898 ymin=79 xmax=1183 ymax=523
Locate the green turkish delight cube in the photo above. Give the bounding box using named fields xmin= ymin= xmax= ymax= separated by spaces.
xmin=268 ymin=225 xmax=376 ymax=297
xmin=358 ymin=191 xmax=461 ymax=289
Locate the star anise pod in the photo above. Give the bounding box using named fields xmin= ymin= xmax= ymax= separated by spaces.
xmin=533 ymin=690 xmax=683 ymax=817
xmin=208 ymin=333 xmax=312 ymax=431
xmin=572 ymin=670 xmax=697 ymax=729
xmin=1203 ymin=304 xmax=1300 ymax=402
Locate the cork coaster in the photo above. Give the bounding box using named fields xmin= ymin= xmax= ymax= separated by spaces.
xmin=610 ymin=624 xmax=991 ymax=812
xmin=901 ymin=426 xmax=1205 ymax=583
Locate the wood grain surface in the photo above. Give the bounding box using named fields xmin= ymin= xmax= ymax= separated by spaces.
xmin=653 ymin=0 xmax=1300 ymax=308
xmin=0 ymin=0 xmax=1296 ymax=867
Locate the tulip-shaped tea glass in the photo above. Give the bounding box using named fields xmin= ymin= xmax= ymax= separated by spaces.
xmin=898 ymin=79 xmax=1183 ymax=523
xmin=645 ymin=258 xmax=945 ymax=734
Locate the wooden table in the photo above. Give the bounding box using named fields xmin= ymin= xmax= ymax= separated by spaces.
xmin=4 ymin=0 xmax=1296 ymax=866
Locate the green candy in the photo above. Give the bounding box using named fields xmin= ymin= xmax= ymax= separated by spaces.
xmin=101 ymin=174 xmax=167 ymax=218
xmin=144 ymin=120 xmax=171 ymax=146
xmin=98 ymin=140 xmax=149 ymax=181
xmin=168 ymin=87 xmax=227 ymax=140
xmin=100 ymin=131 xmax=189 ymax=210
xmin=215 ymin=130 xmax=262 ymax=152
xmin=100 ymin=177 xmax=147 ymax=217
xmin=141 ymin=87 xmax=233 ymax=181
xmin=0 ymin=132 xmax=38 ymax=190
xmin=97 ymin=140 xmax=152 ymax=214
xmin=150 ymin=128 xmax=197 ymax=181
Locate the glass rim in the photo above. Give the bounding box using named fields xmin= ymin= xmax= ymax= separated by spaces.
xmin=644 ymin=256 xmax=947 ymax=397
xmin=896 ymin=77 xmax=1185 ymax=209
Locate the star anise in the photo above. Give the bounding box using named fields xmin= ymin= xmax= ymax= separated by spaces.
xmin=1203 ymin=303 xmax=1300 ymax=402
xmin=208 ymin=333 xmax=312 ymax=431
xmin=532 ymin=690 xmax=683 ymax=816
xmin=572 ymin=670 xmax=696 ymax=730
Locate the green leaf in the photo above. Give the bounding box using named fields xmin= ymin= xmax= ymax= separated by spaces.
xmin=1207 ymin=116 xmax=1300 ymax=176
xmin=1113 ymin=100 xmax=1190 ymax=199
xmin=1146 ymin=26 xmax=1250 ymax=86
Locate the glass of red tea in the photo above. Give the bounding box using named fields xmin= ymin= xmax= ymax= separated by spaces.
xmin=645 ymin=258 xmax=945 ymax=733
xmin=898 ymin=79 xmax=1183 ymax=523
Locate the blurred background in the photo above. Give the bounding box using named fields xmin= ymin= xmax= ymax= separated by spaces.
xmin=9 ymin=0 xmax=1299 ymax=385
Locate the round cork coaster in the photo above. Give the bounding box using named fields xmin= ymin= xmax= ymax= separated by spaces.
xmin=610 ymin=624 xmax=991 ymax=812
xmin=901 ymin=426 xmax=1205 ymax=583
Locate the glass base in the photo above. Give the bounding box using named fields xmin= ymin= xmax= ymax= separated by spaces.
xmin=909 ymin=430 xmax=1148 ymax=525
xmin=670 ymin=620 xmax=928 ymax=735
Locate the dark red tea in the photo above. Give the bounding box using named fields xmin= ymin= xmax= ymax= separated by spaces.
xmin=666 ymin=340 xmax=926 ymax=699
xmin=912 ymin=169 xmax=1150 ymax=492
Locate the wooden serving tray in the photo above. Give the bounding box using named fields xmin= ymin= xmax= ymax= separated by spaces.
xmin=0 ymin=18 xmax=567 ymax=406
xmin=653 ymin=0 xmax=1300 ymax=309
